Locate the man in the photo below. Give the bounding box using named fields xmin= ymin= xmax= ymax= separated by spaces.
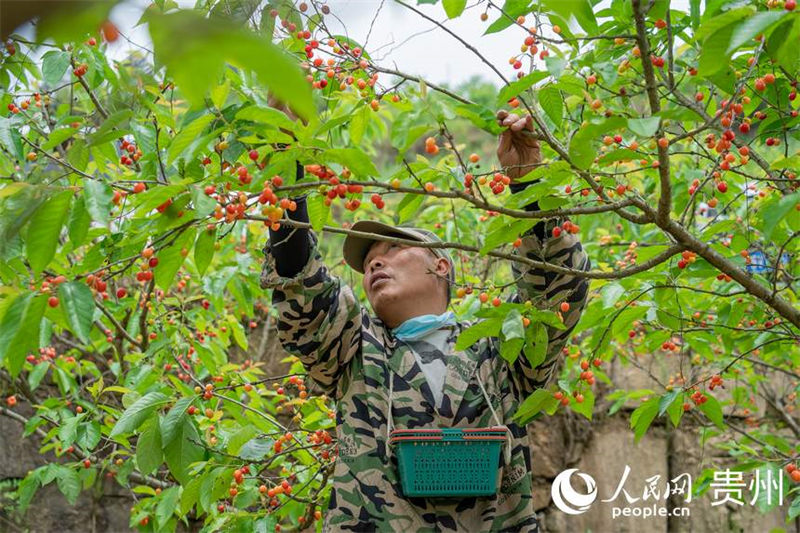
xmin=260 ymin=110 xmax=591 ymax=532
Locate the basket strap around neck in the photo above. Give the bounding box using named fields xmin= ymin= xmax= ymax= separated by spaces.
xmin=475 ymin=371 xmax=512 ymax=465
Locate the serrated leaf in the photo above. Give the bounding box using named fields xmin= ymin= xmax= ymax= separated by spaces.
xmin=630 ymin=396 xmax=660 ymax=443
xmin=168 ymin=114 xmax=214 ymax=164
xmin=163 ymin=416 xmax=204 ymax=485
xmin=137 ymin=416 xmax=163 ymax=475
xmin=698 ymin=394 xmax=724 ymax=429
xmin=134 ymin=184 xmax=186 ymax=215
xmin=110 ymin=392 xmax=169 ymax=438
xmin=194 ymin=227 xmax=216 ymax=277
xmin=55 ymin=467 xmax=81 ymax=505
xmin=443 ymin=0 xmax=466 ymax=18
xmin=88 ymin=109 xmax=132 ymax=147
xmin=57 ymin=281 xmax=95 ymax=342
xmin=210 ymin=78 xmax=230 ymax=109
xmin=627 ymin=116 xmax=661 ymax=138
xmin=538 ymin=86 xmax=562 ymax=126
xmin=349 ymin=105 xmax=369 ymax=144
xmin=154 ymin=228 xmax=197 ymax=290
xmin=239 ymin=438 xmax=273 ymax=461
xmin=325 ymin=147 xmax=378 ymax=177
xmin=306 ymin=194 xmax=329 ymax=231
xmin=42 ymin=50 xmax=70 ymax=86
xmin=484 ymin=0 xmax=531 ymax=35
xmin=481 ymin=218 xmax=536 ymax=254
xmin=41 ymin=127 xmax=77 ymax=151
xmin=26 ymin=190 xmax=72 ymax=274
xmin=726 ymin=11 xmax=785 ymax=54
xmin=67 ymin=196 xmax=91 ymax=248
xmin=513 ymin=388 xmax=558 ymax=424
xmin=161 ymin=397 xmax=194 ymax=446
xmin=455 ymin=319 xmax=502 ymax=350
xmin=83 ymin=179 xmax=113 ymax=226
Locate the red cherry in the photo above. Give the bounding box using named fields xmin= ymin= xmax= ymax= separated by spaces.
xmin=48 ymin=296 xmax=59 ymax=308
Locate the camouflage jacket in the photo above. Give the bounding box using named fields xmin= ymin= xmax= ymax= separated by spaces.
xmin=260 ymin=222 xmax=590 ymax=532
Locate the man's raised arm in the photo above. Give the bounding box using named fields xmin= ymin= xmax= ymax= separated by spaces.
xmin=260 ymin=164 xmax=363 ymax=397
xmin=495 ymin=110 xmax=591 ymax=398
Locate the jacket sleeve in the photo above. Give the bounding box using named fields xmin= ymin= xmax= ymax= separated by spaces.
xmin=260 ymin=226 xmax=363 ymax=397
xmin=507 ymin=190 xmax=591 ymax=399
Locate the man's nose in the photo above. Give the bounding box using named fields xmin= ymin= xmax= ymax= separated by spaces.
xmin=367 ymin=256 xmax=384 ymax=272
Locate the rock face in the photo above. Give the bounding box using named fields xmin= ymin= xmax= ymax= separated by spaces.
xmin=1 ymin=324 xmax=797 ymax=532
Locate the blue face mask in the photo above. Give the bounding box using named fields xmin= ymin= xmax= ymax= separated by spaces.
xmin=391 ymin=311 xmax=456 ymax=341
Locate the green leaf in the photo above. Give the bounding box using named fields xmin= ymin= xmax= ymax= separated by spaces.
xmin=542 ymin=0 xmax=597 ymax=34
xmin=325 ymin=148 xmax=378 ymax=177
xmin=789 ymin=495 xmax=800 ymax=521
xmin=695 ymin=7 xmax=755 ymax=42
xmin=134 ymin=184 xmax=186 ymax=215
xmin=68 ymin=139 xmax=89 ymax=172
xmin=480 ymin=218 xmax=536 ymax=254
xmin=0 ymin=293 xmax=47 ymax=377
xmin=501 ymin=309 xmax=525 ymax=340
xmin=235 ymin=105 xmax=296 ymax=132
xmin=443 ymin=0 xmax=466 ymax=17
xmin=210 ymin=78 xmax=230 ymax=109
xmin=761 ymin=192 xmax=799 ymax=242
xmin=513 ymin=388 xmax=559 ymax=424
xmin=699 ymin=23 xmax=737 ymax=76
xmin=161 ymin=396 xmax=194 ymax=446
xmin=167 ymin=114 xmax=215 ymax=164
xmin=726 ymin=11 xmax=786 ymax=54
xmin=239 ymin=438 xmax=273 ymax=461
xmin=627 ymin=116 xmax=661 ymax=138
xmin=307 ymin=194 xmax=329 ymax=231
xmin=137 ymin=416 xmax=163 ymax=475
xmin=57 ymin=281 xmax=95 ymax=343
xmin=0 ymin=116 xmax=24 ymax=161
xmin=55 ymin=467 xmax=81 ymax=505
xmin=88 ymin=110 xmax=133 ymax=147
xmin=570 ymin=387 xmax=594 ymax=420
xmin=41 ymin=127 xmax=77 ymax=152
xmin=148 ymin=11 xmax=313 ymax=119
xmin=58 ymin=414 xmax=81 ymax=447
xmin=227 ymin=426 xmax=259 ymax=455
xmin=455 ymin=319 xmax=502 ymax=350
xmin=163 ymin=417 xmax=204 ymax=485
xmin=83 ymin=179 xmax=113 ymax=226
xmin=194 ymin=227 xmax=216 ymax=277
xmin=67 ymin=196 xmax=91 ymax=248
xmin=770 ymin=155 xmax=800 ymax=170
xmin=154 ymin=228 xmax=197 ymax=290
xmin=630 ymin=396 xmax=660 ymax=443
xmin=538 ymin=86 xmax=562 ymax=126
xmin=26 ymin=190 xmax=72 ymax=274
xmin=42 ymin=50 xmax=71 ymax=86
xmin=658 ymin=389 xmax=681 ymax=416
xmin=349 ymin=105 xmax=369 ymax=145
xmin=110 ymin=392 xmax=170 ymax=438
xmin=524 ymin=322 xmax=548 ymax=368
xmin=496 ymin=72 xmax=549 ymax=106
xmin=484 ymin=0 xmax=531 ymax=35
xmin=698 ymin=394 xmax=724 ymax=429
xmin=155 ymin=486 xmax=180 ymax=529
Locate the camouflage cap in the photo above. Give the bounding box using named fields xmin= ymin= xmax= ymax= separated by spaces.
xmin=343 ymin=220 xmax=456 ymax=295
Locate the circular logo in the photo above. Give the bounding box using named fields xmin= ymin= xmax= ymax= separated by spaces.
xmin=551 ymin=468 xmax=598 ymax=515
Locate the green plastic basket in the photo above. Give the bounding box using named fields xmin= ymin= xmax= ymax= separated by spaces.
xmin=388 ymin=427 xmax=507 ymax=498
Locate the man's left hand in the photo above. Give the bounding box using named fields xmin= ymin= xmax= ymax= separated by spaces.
xmin=496 ymin=110 xmax=541 ymax=180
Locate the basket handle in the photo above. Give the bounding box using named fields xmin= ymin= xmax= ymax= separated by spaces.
xmin=475 ymin=371 xmax=512 ymax=465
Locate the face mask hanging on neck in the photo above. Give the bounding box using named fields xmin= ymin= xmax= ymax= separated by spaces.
xmin=391 ymin=311 xmax=456 ymax=341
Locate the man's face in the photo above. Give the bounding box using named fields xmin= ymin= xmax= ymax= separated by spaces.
xmin=361 ymin=240 xmax=449 ymax=327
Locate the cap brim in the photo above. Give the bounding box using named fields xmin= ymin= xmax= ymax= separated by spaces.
xmin=343 ymin=221 xmax=428 ymax=274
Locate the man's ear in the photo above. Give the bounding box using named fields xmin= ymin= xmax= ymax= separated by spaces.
xmin=435 ymin=257 xmax=451 ymax=277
